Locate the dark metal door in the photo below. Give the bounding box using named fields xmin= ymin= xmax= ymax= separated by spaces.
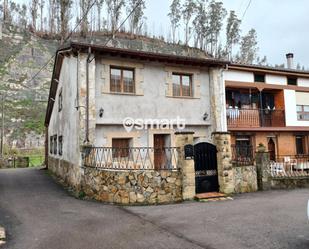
xmin=194 ymin=142 xmax=219 ymax=193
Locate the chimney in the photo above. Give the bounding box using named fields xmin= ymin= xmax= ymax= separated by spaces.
xmin=286 ymin=53 xmax=294 ymax=69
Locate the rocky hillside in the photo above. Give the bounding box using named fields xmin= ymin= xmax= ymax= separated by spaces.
xmin=0 ymin=24 xmax=59 ymax=149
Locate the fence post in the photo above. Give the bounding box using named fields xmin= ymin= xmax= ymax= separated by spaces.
xmin=212 ymin=132 xmax=235 ymax=194
xmin=175 ymin=131 xmax=195 ymax=200
xmin=256 ymin=147 xmax=271 ymax=191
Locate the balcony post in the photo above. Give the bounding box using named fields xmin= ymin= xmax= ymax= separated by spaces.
xmin=259 ymin=90 xmax=264 ymax=126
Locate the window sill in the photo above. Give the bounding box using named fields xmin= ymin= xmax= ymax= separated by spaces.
xmin=166 ymin=95 xmax=199 ymax=99
xmin=103 ymin=91 xmax=143 ymax=96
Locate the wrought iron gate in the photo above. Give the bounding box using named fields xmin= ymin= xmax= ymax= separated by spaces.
xmin=194 ymin=142 xmax=219 ymax=193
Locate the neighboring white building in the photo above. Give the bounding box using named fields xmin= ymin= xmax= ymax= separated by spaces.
xmin=224 ymin=54 xmax=309 ymax=159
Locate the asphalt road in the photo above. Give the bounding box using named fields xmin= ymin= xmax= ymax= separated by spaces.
xmin=0 ymin=168 xmax=308 ymax=249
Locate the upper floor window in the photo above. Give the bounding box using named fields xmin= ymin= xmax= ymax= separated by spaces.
xmin=254 ymin=73 xmax=265 ymax=83
xmin=296 ymin=105 xmax=309 ymax=120
xmin=110 ymin=67 xmax=135 ymax=94
xmin=172 ymin=73 xmax=192 ymax=97
xmin=287 ymin=77 xmax=297 ymax=86
xmin=58 ymin=90 xmax=63 ymax=112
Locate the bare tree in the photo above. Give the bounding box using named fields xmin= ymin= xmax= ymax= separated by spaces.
xmin=30 ymin=0 xmax=39 ymax=30
xmin=192 ymin=0 xmax=208 ymax=49
xmin=79 ymin=0 xmax=91 ymax=37
xmin=168 ymin=0 xmax=181 ymax=43
xmin=106 ymin=0 xmax=125 ymax=35
xmin=58 ymin=0 xmax=72 ymax=42
xmin=3 ymin=0 xmax=8 ymax=22
xmin=238 ymin=28 xmax=258 ymax=64
xmin=182 ymin=0 xmax=196 ymax=45
xmin=208 ymin=0 xmax=227 ymax=56
xmin=95 ymin=0 xmax=104 ymax=31
xmin=226 ymin=10 xmax=241 ymax=60
xmin=49 ymin=0 xmax=56 ymax=33
xmin=127 ymin=0 xmax=146 ymax=35
xmin=39 ymin=0 xmax=45 ymax=31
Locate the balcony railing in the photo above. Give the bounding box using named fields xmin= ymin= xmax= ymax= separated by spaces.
xmin=82 ymin=147 xmax=179 ymax=170
xmin=269 ymin=155 xmax=309 ymax=177
xmin=231 ymin=145 xmax=254 ymax=166
xmin=227 ymin=108 xmax=285 ymax=128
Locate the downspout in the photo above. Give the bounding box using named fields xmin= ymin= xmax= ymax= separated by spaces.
xmin=85 ymin=46 xmax=91 ymax=144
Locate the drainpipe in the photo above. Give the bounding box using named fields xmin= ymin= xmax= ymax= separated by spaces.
xmin=85 ymin=46 xmax=91 ymax=144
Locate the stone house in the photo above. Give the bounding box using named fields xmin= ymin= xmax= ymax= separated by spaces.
xmin=45 ymin=37 xmax=232 ymax=204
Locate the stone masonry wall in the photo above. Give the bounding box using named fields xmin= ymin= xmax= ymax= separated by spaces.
xmin=82 ymin=168 xmax=182 ymax=204
xmin=233 ymin=166 xmax=258 ymax=193
xmin=48 ymin=157 xmax=82 ymax=191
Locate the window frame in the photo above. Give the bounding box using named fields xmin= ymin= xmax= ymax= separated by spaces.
xmin=296 ymin=105 xmax=309 ymax=121
xmin=172 ymin=73 xmax=193 ymax=97
xmin=254 ymin=73 xmax=265 ymax=83
xmin=110 ymin=66 xmax=135 ymax=94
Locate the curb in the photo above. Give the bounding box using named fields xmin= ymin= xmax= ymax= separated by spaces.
xmin=0 ymin=226 xmax=6 ymax=246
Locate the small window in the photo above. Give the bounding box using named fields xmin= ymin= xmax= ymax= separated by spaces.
xmin=112 ymin=138 xmax=131 ymax=158
xmin=53 ymin=135 xmax=57 ymax=155
xmin=110 ymin=67 xmax=135 ymax=94
xmin=254 ymin=73 xmax=265 ymax=83
xmin=50 ymin=136 xmax=53 ymax=154
xmin=58 ymin=136 xmax=63 ymax=156
xmin=58 ymin=90 xmax=63 ymax=112
xmin=287 ymin=77 xmax=297 ymax=86
xmin=296 ymin=105 xmax=309 ymax=120
xmin=296 ymin=135 xmax=305 ymax=155
xmin=172 ymin=73 xmax=193 ymax=97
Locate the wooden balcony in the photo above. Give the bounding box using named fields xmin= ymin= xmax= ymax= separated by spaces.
xmin=227 ymin=108 xmax=285 ymax=128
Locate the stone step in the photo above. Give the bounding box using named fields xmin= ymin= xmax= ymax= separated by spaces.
xmin=195 ymin=192 xmax=228 ymax=200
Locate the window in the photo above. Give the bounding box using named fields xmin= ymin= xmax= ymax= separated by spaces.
xmin=58 ymin=136 xmax=63 ymax=156
xmin=254 ymin=73 xmax=265 ymax=83
xmin=287 ymin=77 xmax=297 ymax=86
xmin=297 ymin=105 xmax=309 ymax=120
xmin=53 ymin=135 xmax=57 ymax=155
xmin=235 ymin=136 xmax=253 ymax=160
xmin=112 ymin=138 xmax=131 ymax=158
xmin=50 ymin=136 xmax=53 ymax=154
xmin=110 ymin=67 xmax=135 ymax=94
xmin=172 ymin=73 xmax=192 ymax=97
xmin=295 ymin=135 xmax=305 ymax=155
xmin=58 ymin=90 xmax=63 ymax=112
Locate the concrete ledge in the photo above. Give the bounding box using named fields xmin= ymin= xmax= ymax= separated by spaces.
xmin=0 ymin=226 xmax=6 ymax=246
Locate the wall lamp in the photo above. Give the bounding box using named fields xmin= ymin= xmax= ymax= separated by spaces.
xmin=99 ymin=108 xmax=104 ymax=118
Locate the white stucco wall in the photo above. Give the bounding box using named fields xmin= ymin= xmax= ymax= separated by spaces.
xmin=95 ymin=59 xmax=212 ymax=126
xmin=224 ymin=70 xmax=253 ymax=82
xmin=48 ymin=56 xmax=80 ymax=164
xmin=265 ymin=74 xmax=286 ymax=85
xmin=297 ymin=78 xmax=309 ymax=87
xmin=284 ymin=89 xmax=309 ymax=126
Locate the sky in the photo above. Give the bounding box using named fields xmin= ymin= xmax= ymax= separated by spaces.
xmin=144 ymin=0 xmax=309 ymax=67
xmin=14 ymin=0 xmax=309 ymax=67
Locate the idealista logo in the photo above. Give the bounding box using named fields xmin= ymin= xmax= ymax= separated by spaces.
xmin=123 ymin=117 xmax=186 ymax=133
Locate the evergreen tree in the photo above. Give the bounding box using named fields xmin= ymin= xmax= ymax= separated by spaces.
xmin=127 ymin=0 xmax=146 ymax=35
xmin=182 ymin=0 xmax=196 ymax=45
xmin=238 ymin=29 xmax=258 ymax=64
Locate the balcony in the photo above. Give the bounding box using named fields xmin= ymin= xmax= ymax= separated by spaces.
xmin=227 ymin=108 xmax=285 ymax=128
